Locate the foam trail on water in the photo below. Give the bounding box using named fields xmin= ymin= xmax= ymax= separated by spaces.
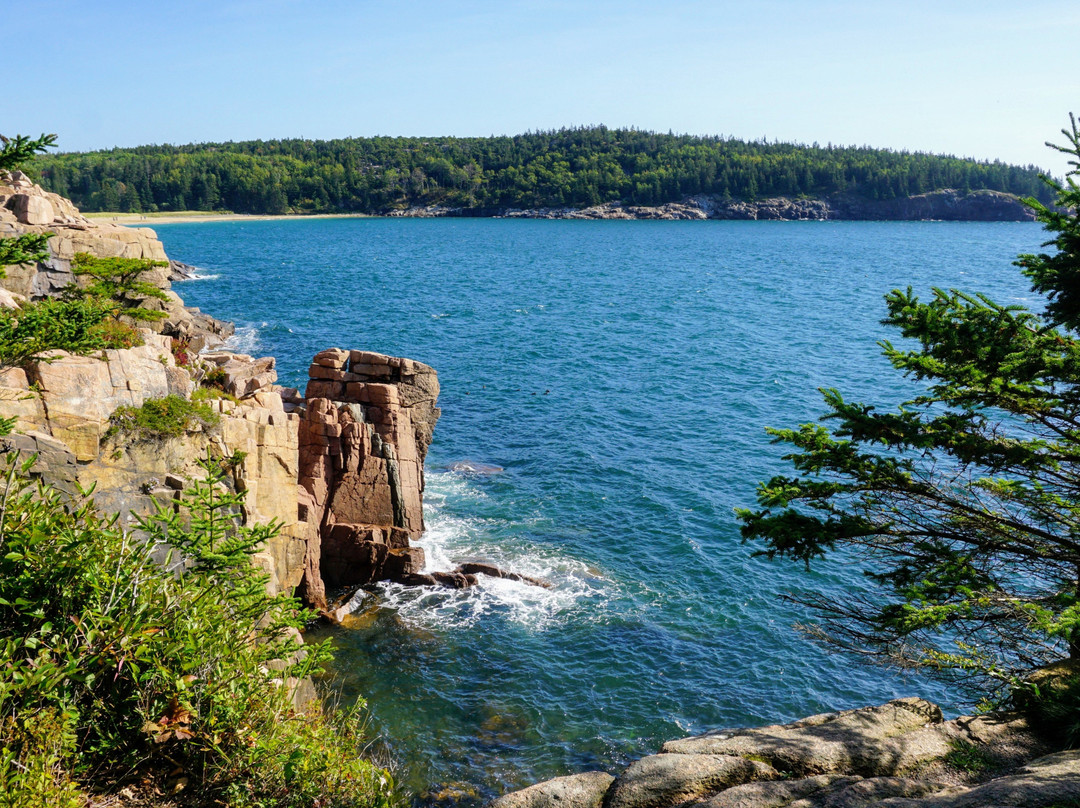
xmin=376 ymin=471 xmax=611 ymax=631
xmin=223 ymin=324 xmax=263 ymax=355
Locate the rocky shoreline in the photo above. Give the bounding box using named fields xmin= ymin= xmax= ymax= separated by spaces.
xmin=387 ymin=189 xmax=1036 ymax=222
xmin=0 ymin=170 xmax=545 ymax=616
xmin=492 ymin=695 xmax=1080 ymax=808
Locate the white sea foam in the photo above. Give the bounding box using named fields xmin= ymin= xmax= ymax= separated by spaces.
xmin=223 ymin=324 xmax=263 ymax=355
xmin=375 ymin=471 xmax=610 ymax=630
xmin=184 ymin=272 xmax=221 ymax=281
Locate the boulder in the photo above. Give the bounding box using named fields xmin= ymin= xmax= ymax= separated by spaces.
xmin=661 ymin=699 xmax=947 ymax=777
xmin=605 ymin=754 xmax=774 ymax=808
xmin=201 ymin=352 xmax=277 ymax=398
xmin=8 ymin=193 xmax=53 ymax=225
xmin=489 ymin=772 xmax=615 ymax=808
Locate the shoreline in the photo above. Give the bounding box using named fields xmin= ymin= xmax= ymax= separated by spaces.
xmin=84 ymin=188 xmax=1038 ymax=225
xmin=87 ymin=211 xmax=373 ymax=225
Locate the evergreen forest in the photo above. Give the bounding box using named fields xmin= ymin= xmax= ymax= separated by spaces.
xmin=31 ymin=127 xmax=1056 ymax=215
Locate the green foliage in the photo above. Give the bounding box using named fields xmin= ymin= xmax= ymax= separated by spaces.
xmin=0 ymin=132 xmax=57 ymax=173
xmin=1017 ymin=113 xmax=1080 ymax=331
xmin=0 ymin=233 xmax=51 ymax=269
xmin=943 ymin=739 xmax=996 ymax=774
xmin=69 ymin=251 xmax=169 ymax=324
xmin=0 ymin=446 xmax=395 ymax=806
xmin=31 ymin=127 xmax=1054 ymax=215
xmin=108 ymin=394 xmax=219 ymax=441
xmin=738 ymin=117 xmax=1080 ymax=703
xmin=0 ymin=133 xmax=57 ymax=279
xmin=1023 ymin=673 xmax=1080 ymax=749
xmin=0 ymin=296 xmax=141 ymax=367
xmin=192 ymin=383 xmax=241 ymax=405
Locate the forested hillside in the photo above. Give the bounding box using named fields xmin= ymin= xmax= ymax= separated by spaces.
xmin=32 ymin=127 xmax=1054 ymax=215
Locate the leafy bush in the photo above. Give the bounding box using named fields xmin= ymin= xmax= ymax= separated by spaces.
xmin=0 ymin=449 xmax=396 ymax=807
xmin=171 ymin=336 xmax=192 ymax=366
xmin=107 ymin=394 xmax=219 ymax=440
xmin=0 ymin=296 xmax=142 ymax=367
xmin=191 ymin=384 xmax=240 ymax=405
xmin=1023 ymin=672 xmax=1080 ymax=749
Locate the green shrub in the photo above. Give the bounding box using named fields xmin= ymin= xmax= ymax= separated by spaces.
xmin=108 ymin=394 xmax=219 ymax=440
xmin=192 ymin=383 xmax=240 ymax=405
xmin=1022 ymin=673 xmax=1080 ymax=749
xmin=0 ymin=449 xmax=396 ymax=807
xmin=0 ymin=296 xmax=141 ymax=367
xmin=69 ymin=251 xmax=170 ymax=325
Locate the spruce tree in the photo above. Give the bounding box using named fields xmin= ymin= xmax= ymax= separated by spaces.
xmin=738 ymin=116 xmax=1080 ymax=702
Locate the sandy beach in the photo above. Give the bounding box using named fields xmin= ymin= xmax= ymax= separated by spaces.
xmin=85 ymin=211 xmax=372 ymax=225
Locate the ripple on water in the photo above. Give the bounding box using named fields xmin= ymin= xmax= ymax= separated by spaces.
xmin=155 ymin=218 xmax=1047 ymax=802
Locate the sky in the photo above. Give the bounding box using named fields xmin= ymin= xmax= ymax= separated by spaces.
xmin=7 ymin=1 xmax=1079 ymax=178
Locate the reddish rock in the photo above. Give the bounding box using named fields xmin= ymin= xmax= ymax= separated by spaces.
xmin=295 ymin=348 xmax=441 ymax=597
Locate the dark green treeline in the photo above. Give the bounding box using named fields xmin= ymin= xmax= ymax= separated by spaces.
xmin=32 ymin=127 xmax=1054 ymax=215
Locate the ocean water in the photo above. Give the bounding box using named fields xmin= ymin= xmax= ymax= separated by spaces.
xmin=154 ymin=218 xmax=1044 ymax=802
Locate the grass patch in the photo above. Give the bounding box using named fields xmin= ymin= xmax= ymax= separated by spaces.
xmin=943 ymin=739 xmax=996 ymax=774
xmin=108 ymin=395 xmax=219 ymax=440
xmin=192 ymin=384 xmax=240 ymax=405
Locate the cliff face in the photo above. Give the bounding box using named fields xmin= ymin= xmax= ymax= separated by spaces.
xmin=297 ymin=349 xmax=440 ymax=606
xmin=0 ymin=179 xmax=441 ymax=610
xmin=0 ymin=170 xmax=232 ymax=350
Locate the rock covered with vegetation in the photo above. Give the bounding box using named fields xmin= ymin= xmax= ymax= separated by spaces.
xmin=0 ymin=133 xmax=417 ymax=805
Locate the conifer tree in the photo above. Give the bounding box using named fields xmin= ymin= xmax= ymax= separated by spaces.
xmin=738 ymin=116 xmax=1080 ymax=702
xmin=0 ymin=133 xmax=57 ymax=274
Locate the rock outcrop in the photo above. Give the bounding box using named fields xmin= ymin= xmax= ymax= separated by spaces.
xmin=495 ymin=190 xmax=1036 ymax=222
xmin=0 ymin=340 xmax=313 ymax=597
xmin=295 ymin=348 xmax=440 ymax=606
xmin=0 ymin=170 xmax=232 ymax=350
xmin=490 ymin=698 xmax=1076 ymax=808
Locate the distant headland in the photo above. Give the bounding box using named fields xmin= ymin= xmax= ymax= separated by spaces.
xmin=34 ymin=127 xmax=1051 ymax=221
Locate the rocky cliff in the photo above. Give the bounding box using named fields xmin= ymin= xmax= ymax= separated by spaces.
xmin=1 ymin=169 xmax=233 ymax=349
xmin=0 ymin=176 xmax=442 ymax=611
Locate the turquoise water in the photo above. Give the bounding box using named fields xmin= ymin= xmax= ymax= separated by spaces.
xmin=155 ymin=218 xmax=1044 ymax=802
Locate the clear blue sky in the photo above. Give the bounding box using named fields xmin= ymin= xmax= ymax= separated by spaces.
xmin=8 ymin=1 xmax=1079 ymax=177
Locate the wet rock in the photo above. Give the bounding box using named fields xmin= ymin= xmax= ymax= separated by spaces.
xmin=489 ymin=772 xmax=616 ymax=808
xmin=457 ymin=562 xmax=553 ymax=588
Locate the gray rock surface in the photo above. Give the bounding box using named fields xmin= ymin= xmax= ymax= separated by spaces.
xmin=488 ymin=772 xmax=615 ymax=808
xmin=876 ymin=750 xmax=1080 ymax=807
xmin=493 ymin=696 xmax=1071 ymax=808
xmin=496 ymin=190 xmax=1034 ymax=222
xmin=605 ymin=754 xmax=775 ymax=808
xmin=661 ymin=699 xmax=947 ymax=776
